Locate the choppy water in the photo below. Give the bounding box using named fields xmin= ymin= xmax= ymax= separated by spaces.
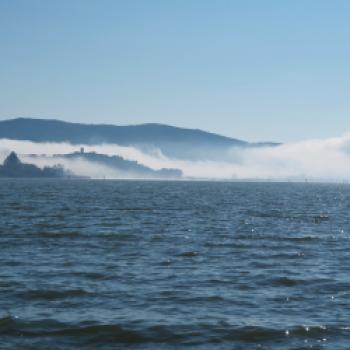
xmin=1 ymin=180 xmax=350 ymax=349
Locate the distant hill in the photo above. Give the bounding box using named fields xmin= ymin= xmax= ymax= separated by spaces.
xmin=0 ymin=118 xmax=277 ymax=160
xmin=28 ymin=151 xmax=182 ymax=179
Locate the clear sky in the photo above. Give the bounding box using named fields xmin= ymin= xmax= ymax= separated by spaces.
xmin=1 ymin=0 xmax=350 ymax=142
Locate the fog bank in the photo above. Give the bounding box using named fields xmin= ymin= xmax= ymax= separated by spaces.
xmin=2 ymin=133 xmax=350 ymax=180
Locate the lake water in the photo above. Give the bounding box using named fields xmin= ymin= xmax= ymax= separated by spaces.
xmin=1 ymin=179 xmax=350 ymax=349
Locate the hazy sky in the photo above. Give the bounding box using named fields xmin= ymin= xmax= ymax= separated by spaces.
xmin=1 ymin=0 xmax=350 ymax=142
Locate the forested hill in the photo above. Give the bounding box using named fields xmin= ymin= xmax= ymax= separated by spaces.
xmin=0 ymin=118 xmax=277 ymax=160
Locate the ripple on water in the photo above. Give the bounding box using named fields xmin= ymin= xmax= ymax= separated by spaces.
xmin=2 ymin=180 xmax=350 ymax=349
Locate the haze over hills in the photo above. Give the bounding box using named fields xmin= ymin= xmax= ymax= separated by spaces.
xmin=0 ymin=118 xmax=277 ymax=160
xmin=2 ymin=118 xmax=350 ymax=181
xmin=27 ymin=151 xmax=182 ymax=179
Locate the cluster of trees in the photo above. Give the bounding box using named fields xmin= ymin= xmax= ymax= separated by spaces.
xmin=0 ymin=150 xmax=182 ymax=179
xmin=0 ymin=152 xmax=66 ymax=178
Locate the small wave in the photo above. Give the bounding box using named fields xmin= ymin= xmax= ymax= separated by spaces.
xmin=38 ymin=231 xmax=82 ymax=238
xmin=97 ymin=232 xmax=139 ymax=241
xmin=17 ymin=288 xmax=91 ymax=301
xmin=115 ymin=208 xmax=153 ymax=212
xmin=71 ymin=271 xmax=110 ymax=280
xmin=177 ymin=251 xmax=199 ymax=257
xmin=1 ymin=316 xmax=350 ymax=346
xmin=271 ymin=277 xmax=301 ymax=287
xmin=284 ymin=235 xmax=319 ymax=242
xmin=246 ymin=210 xmax=285 ymax=219
xmin=51 ymin=324 xmax=147 ymax=343
xmin=0 ymin=318 xmax=180 ymax=344
xmin=0 ymin=315 xmax=15 ymax=328
xmin=222 ymin=324 xmax=344 ymax=342
xmin=222 ymin=325 xmax=284 ymax=342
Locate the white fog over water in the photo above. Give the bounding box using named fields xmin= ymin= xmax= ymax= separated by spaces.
xmin=1 ymin=134 xmax=350 ymax=180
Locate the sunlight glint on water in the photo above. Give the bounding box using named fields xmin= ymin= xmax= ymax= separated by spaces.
xmin=1 ymin=179 xmax=350 ymax=349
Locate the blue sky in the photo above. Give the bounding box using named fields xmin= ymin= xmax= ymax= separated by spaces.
xmin=1 ymin=0 xmax=350 ymax=142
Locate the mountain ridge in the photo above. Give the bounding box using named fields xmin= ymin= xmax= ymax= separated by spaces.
xmin=0 ymin=118 xmax=278 ymax=160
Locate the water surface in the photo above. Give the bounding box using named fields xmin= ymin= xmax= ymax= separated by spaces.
xmin=1 ymin=180 xmax=350 ymax=349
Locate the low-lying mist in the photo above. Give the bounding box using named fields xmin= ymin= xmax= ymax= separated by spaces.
xmin=2 ymin=134 xmax=350 ymax=181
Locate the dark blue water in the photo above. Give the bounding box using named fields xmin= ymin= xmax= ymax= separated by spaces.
xmin=1 ymin=180 xmax=350 ymax=349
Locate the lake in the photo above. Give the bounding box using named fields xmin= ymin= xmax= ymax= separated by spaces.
xmin=1 ymin=179 xmax=350 ymax=349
